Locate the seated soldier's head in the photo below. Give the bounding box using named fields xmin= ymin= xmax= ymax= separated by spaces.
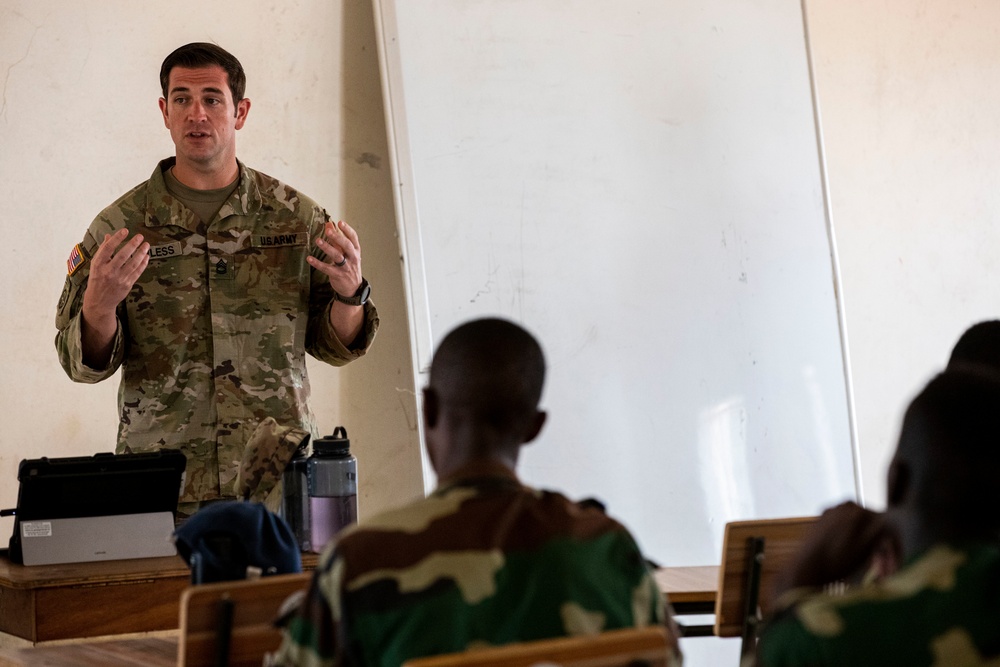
xmin=422 ymin=318 xmax=547 ymax=481
xmin=888 ymin=368 xmax=1000 ymax=549
xmin=948 ymin=319 xmax=1000 ymax=373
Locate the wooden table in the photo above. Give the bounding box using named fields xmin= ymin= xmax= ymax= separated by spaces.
xmin=0 ymin=562 xmax=718 ymax=665
xmin=654 ymin=565 xmax=718 ymax=614
xmin=0 ymin=552 xmax=319 ymax=646
xmin=654 ymin=565 xmax=719 ymax=638
xmin=0 ymin=554 xmax=190 ymax=646
xmin=0 ymin=636 xmax=177 ymax=666
xmin=0 ymin=560 xmax=717 ymax=640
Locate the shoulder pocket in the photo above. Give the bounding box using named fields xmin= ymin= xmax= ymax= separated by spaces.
xmin=55 ymin=272 xmax=85 ymax=329
xmin=56 ymin=240 xmax=95 ymax=329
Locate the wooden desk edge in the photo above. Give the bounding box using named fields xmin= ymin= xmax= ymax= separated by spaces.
xmin=0 ymin=552 xmax=320 ymax=589
xmin=653 ymin=565 xmax=718 ymax=604
xmin=0 ymin=633 xmax=178 ymax=666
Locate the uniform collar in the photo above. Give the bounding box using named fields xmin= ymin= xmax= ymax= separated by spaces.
xmin=144 ymin=157 xmax=262 ymax=230
xmin=434 ymin=461 xmax=523 ymax=496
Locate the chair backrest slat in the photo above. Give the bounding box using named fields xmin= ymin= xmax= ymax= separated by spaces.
xmin=714 ymin=516 xmax=817 ymax=638
xmin=401 ymin=625 xmax=674 ymax=667
xmin=177 ymin=572 xmax=310 ymax=667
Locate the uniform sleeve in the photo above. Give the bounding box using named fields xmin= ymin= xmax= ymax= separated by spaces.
xmin=269 ymin=544 xmax=347 ymax=667
xmin=304 ymin=209 xmax=379 ymax=366
xmin=54 ymin=226 xmax=126 ymax=383
xmin=756 ymin=600 xmax=829 ymax=667
xmin=625 ymin=534 xmax=687 ymax=666
xmin=306 ymin=293 xmax=379 ymax=367
xmin=637 ymin=557 xmax=667 ymax=626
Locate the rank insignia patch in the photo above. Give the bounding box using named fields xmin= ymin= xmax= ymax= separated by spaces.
xmin=66 ymin=244 xmax=86 ymax=276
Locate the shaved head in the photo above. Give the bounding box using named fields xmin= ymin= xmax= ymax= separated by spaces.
xmin=948 ymin=320 xmax=1000 ymax=373
xmin=891 ymin=368 xmax=1000 ymax=542
xmin=424 ymin=319 xmax=546 ymax=473
xmin=430 ymin=318 xmax=545 ymax=431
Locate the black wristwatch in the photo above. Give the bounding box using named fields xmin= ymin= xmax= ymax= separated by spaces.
xmin=333 ymin=278 xmax=371 ymax=306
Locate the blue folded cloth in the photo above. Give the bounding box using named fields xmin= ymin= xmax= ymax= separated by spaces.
xmin=174 ymin=500 xmax=301 ymax=584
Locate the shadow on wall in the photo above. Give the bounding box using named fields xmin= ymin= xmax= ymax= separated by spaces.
xmin=335 ymin=0 xmax=424 ymax=517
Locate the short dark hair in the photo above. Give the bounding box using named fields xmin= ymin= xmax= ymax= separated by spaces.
xmin=948 ymin=320 xmax=1000 ymax=373
xmin=895 ymin=368 xmax=1000 ymax=541
xmin=160 ymin=42 xmax=246 ymax=103
xmin=430 ymin=318 xmax=545 ymax=433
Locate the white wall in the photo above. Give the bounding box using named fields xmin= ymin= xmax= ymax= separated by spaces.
xmin=807 ymin=0 xmax=1000 ymax=507
xmin=3 ymin=0 xmax=999 ymax=563
xmin=0 ymin=0 xmax=424 ymax=537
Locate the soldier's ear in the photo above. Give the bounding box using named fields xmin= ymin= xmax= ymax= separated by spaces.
xmin=522 ymin=410 xmax=547 ymax=445
xmin=887 ymin=457 xmax=910 ymax=508
xmin=422 ymin=387 xmax=439 ymax=429
xmin=234 ymin=98 xmax=251 ymax=130
xmin=158 ymin=97 xmax=170 ymax=127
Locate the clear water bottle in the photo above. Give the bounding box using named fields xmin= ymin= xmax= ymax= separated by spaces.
xmin=281 ymin=444 xmax=311 ymax=552
xmin=308 ymin=427 xmax=358 ymax=552
xmin=281 ymin=427 xmax=359 ymax=553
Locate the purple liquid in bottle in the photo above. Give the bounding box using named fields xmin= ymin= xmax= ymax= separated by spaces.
xmin=304 ymin=427 xmax=359 ymax=552
xmin=309 ymin=494 xmax=358 ymax=552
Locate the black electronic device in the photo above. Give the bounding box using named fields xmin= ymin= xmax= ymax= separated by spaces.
xmin=5 ymin=450 xmax=187 ymax=565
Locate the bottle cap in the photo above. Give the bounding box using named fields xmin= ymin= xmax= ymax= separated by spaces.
xmin=313 ymin=426 xmax=351 ymax=457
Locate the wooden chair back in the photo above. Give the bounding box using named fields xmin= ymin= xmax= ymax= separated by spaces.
xmin=177 ymin=571 xmax=310 ymax=667
xmin=714 ymin=516 xmax=817 ymax=649
xmin=400 ymin=626 xmax=675 ymax=667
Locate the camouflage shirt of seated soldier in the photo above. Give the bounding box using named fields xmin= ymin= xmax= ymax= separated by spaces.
xmin=268 ymin=318 xmax=682 ymax=667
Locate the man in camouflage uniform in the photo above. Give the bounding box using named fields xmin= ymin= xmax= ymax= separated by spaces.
xmin=55 ymin=43 xmax=378 ymax=509
xmin=756 ymin=369 xmax=1000 ymax=666
xmin=269 ymin=318 xmax=681 ymax=667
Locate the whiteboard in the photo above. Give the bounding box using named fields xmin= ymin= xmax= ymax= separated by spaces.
xmin=373 ymin=0 xmax=859 ymax=565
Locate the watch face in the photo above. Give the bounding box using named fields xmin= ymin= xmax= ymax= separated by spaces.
xmin=337 ymin=279 xmax=370 ymax=306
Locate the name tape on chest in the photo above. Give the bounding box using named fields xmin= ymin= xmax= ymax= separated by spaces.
xmin=148 ymin=241 xmax=183 ymax=259
xmin=252 ymin=233 xmax=305 ymax=248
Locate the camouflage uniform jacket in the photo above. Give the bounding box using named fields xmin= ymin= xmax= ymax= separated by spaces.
xmin=55 ymin=159 xmax=378 ymax=503
xmin=270 ymin=465 xmax=679 ymax=667
xmin=757 ymin=543 xmax=1000 ymax=666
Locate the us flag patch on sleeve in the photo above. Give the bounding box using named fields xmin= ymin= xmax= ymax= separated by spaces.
xmin=66 ymin=244 xmax=86 ymax=276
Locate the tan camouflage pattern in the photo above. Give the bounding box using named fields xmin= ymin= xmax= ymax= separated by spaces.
xmin=236 ymin=416 xmax=310 ymax=512
xmin=55 ymin=159 xmax=378 ymax=503
xmin=758 ymin=543 xmax=1000 ymax=666
xmin=269 ymin=468 xmax=681 ymax=667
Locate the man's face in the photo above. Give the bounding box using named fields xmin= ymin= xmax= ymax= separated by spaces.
xmin=158 ymin=65 xmax=249 ymax=172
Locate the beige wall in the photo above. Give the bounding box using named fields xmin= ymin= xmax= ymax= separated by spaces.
xmin=0 ymin=0 xmax=423 ymax=536
xmin=807 ymin=0 xmax=1000 ymax=507
xmin=2 ymin=0 xmax=999 ymax=539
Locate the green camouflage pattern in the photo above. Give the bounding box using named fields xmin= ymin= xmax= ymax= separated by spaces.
xmin=269 ymin=472 xmax=680 ymax=667
xmin=757 ymin=543 xmax=1000 ymax=666
xmin=55 ymin=159 xmax=378 ymax=503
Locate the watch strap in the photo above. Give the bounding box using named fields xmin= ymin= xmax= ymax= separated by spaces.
xmin=333 ymin=278 xmax=371 ymax=306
